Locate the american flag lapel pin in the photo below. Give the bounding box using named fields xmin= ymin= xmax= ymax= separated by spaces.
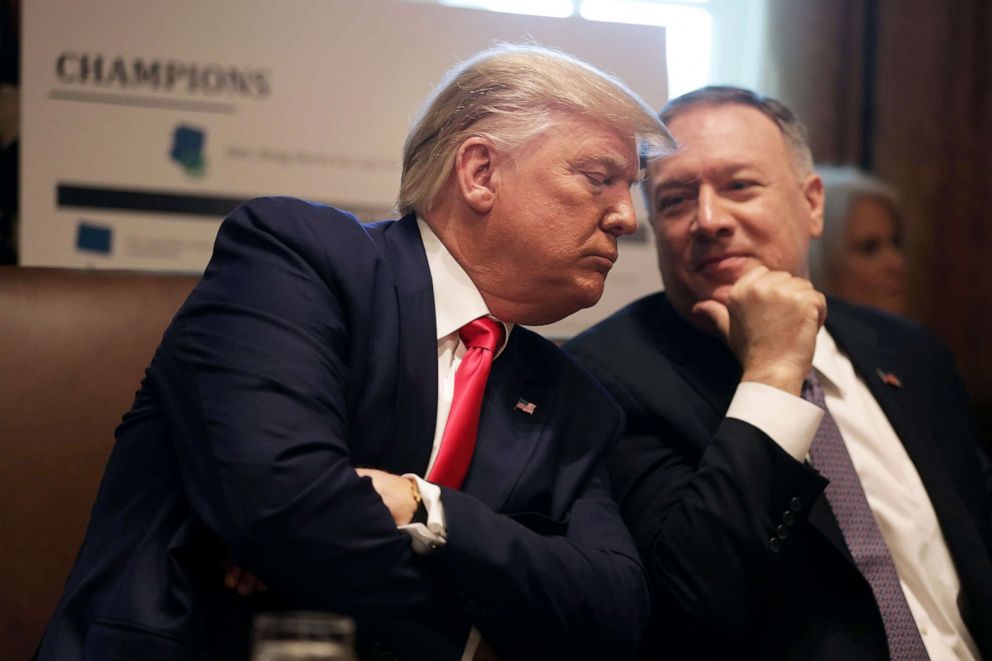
xmin=514 ymin=397 xmax=537 ymax=415
xmin=876 ymin=368 xmax=903 ymax=389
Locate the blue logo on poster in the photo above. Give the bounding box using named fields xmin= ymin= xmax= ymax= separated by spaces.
xmin=77 ymin=222 xmax=113 ymax=255
xmin=170 ymin=125 xmax=207 ymax=177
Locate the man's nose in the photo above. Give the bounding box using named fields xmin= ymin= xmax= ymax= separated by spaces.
xmin=602 ymin=189 xmax=638 ymax=237
xmin=692 ymin=186 xmax=734 ymax=236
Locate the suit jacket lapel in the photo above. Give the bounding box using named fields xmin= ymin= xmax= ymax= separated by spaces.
xmin=824 ymin=305 xmax=910 ymax=451
xmin=826 ymin=304 xmax=944 ymax=510
xmin=377 ymin=214 xmax=438 ymax=476
xmin=826 ymin=302 xmax=992 ymax=605
xmin=461 ymin=329 xmax=548 ymax=511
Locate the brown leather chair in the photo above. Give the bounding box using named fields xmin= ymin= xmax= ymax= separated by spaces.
xmin=0 ymin=266 xmax=198 ymax=660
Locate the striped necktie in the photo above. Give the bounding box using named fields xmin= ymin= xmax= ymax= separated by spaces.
xmin=804 ymin=373 xmax=929 ymax=660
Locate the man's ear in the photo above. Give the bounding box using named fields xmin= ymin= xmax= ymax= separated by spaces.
xmin=802 ymin=173 xmax=825 ymax=238
xmin=454 ymin=137 xmax=497 ymax=214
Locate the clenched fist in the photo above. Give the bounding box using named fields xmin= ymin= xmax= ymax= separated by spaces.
xmin=692 ymin=266 xmax=826 ymax=395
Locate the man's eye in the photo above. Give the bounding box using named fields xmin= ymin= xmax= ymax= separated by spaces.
xmin=584 ymin=172 xmax=608 ymax=186
xmin=727 ymin=180 xmax=755 ymax=191
xmin=657 ymin=195 xmax=687 ymax=213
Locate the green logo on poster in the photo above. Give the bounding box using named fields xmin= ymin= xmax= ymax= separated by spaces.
xmin=170 ymin=125 xmax=207 ymax=177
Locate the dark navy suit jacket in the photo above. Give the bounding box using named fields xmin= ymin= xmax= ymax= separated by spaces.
xmin=566 ymin=292 xmax=992 ymax=660
xmin=36 ymin=198 xmax=649 ymax=661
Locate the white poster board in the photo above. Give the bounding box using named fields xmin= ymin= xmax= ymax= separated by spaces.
xmin=20 ymin=0 xmax=667 ymax=337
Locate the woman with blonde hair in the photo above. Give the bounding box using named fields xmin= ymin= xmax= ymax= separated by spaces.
xmin=810 ymin=165 xmax=908 ymax=315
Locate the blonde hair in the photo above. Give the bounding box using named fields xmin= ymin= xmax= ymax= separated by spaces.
xmin=398 ymin=43 xmax=672 ymax=216
xmin=809 ymin=165 xmax=903 ymax=289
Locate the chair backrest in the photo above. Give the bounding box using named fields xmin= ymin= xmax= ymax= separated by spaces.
xmin=0 ymin=266 xmax=199 ymax=660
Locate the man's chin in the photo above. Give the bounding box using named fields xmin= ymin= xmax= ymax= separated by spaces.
xmin=571 ymin=277 xmax=606 ymax=309
xmin=517 ymin=285 xmax=604 ymax=327
xmin=684 ymin=285 xmax=732 ymax=308
xmin=665 ymin=285 xmax=730 ymax=329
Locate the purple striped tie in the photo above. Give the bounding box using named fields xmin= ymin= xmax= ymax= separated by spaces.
xmin=804 ymin=373 xmax=929 ymax=660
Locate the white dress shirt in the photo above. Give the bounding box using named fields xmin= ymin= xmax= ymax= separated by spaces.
xmin=397 ymin=219 xmax=511 ymax=661
xmin=728 ymin=328 xmax=978 ymax=660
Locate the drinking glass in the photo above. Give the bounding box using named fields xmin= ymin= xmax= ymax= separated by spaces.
xmin=251 ymin=611 xmax=357 ymax=661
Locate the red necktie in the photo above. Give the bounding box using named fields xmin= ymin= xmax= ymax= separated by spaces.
xmin=427 ymin=317 xmax=504 ymax=489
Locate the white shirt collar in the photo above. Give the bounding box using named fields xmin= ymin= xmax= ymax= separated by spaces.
xmin=813 ymin=327 xmax=847 ymax=398
xmin=417 ymin=218 xmax=512 ymax=350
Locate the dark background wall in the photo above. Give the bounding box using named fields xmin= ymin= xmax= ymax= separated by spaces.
xmin=764 ymin=0 xmax=992 ymax=445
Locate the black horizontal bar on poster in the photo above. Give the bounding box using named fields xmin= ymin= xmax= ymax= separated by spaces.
xmin=57 ymin=184 xmax=247 ymax=217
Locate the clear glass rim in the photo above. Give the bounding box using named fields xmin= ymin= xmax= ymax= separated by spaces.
xmin=253 ymin=611 xmax=355 ymax=638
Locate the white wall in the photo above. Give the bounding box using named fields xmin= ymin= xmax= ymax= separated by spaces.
xmin=21 ymin=0 xmax=668 ymax=336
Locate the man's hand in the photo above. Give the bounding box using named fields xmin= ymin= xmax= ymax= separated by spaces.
xmin=223 ymin=562 xmax=268 ymax=596
xmin=223 ymin=467 xmax=420 ymax=596
xmin=224 ymin=468 xmax=420 ymax=596
xmin=692 ymin=266 xmax=826 ymax=396
xmin=355 ymin=468 xmax=420 ymax=526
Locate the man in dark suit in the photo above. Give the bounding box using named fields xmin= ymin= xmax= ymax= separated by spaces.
xmin=566 ymin=87 xmax=992 ymax=660
xmin=35 ymin=45 xmax=671 ymax=661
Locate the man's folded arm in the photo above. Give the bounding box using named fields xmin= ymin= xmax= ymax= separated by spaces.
xmin=421 ymin=439 xmax=651 ymax=659
xmin=149 ymin=200 xmax=469 ymax=656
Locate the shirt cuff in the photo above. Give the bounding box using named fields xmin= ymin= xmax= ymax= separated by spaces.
xmin=398 ymin=474 xmax=447 ymax=555
xmin=726 ymin=381 xmax=824 ymax=461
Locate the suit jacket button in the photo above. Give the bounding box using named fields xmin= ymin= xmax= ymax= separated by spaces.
xmin=768 ymin=537 xmax=782 ymax=555
xmin=789 ymin=497 xmax=803 ymax=512
xmin=776 ymin=524 xmax=789 ymax=540
xmin=782 ymin=510 xmax=796 ymax=526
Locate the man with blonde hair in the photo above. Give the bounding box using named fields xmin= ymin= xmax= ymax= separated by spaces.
xmin=36 ymin=44 xmax=671 ymax=660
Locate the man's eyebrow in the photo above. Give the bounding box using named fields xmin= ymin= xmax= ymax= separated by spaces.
xmin=653 ymin=163 xmax=758 ymax=192
xmin=652 ymin=177 xmax=699 ymax=193
xmin=577 ymin=152 xmax=636 ymax=175
xmin=714 ymin=162 xmax=759 ymax=178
